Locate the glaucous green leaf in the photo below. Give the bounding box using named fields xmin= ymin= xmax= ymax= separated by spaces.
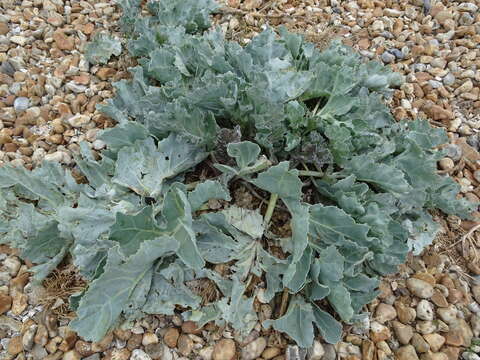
xmin=312 ymin=304 xmax=343 ymax=344
xmin=222 ymin=206 xmax=264 ymax=239
xmin=264 ymin=296 xmax=315 ymax=348
xmin=341 ymin=155 xmax=411 ymax=194
xmin=251 ymin=162 xmax=302 ymax=200
xmin=113 ymin=135 xmax=207 ymax=197
xmin=163 ymin=187 xmax=205 ymax=269
xmin=309 ymin=204 xmax=370 ymax=247
xmin=188 ymin=180 xmax=231 ymax=212
xmin=109 ymin=206 xmax=163 ymax=256
xmin=85 ymin=33 xmax=122 ymax=65
xmin=70 ymin=236 xmax=178 ymax=341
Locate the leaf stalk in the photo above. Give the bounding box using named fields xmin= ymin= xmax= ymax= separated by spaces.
xmin=263 ymin=193 xmax=279 ymax=227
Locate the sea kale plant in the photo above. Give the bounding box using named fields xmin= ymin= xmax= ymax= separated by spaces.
xmin=0 ymin=0 xmax=475 ymax=348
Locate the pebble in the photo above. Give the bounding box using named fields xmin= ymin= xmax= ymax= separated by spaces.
xmin=423 ymin=333 xmax=445 ymax=352
xmin=472 ymin=315 xmax=480 ymax=337
xmin=262 ymin=347 xmax=281 ymax=360
xmin=213 ymin=339 xmax=236 ymax=360
xmin=65 ymin=82 xmax=87 ymax=93
xmin=7 ymin=335 xmax=23 ymax=355
xmin=443 ymin=72 xmax=456 ymax=86
xmin=307 ymin=340 xmax=324 ymax=360
xmin=458 ymin=3 xmax=478 ymax=12
xmin=370 ymin=321 xmax=391 ymax=342
xmin=412 ymin=333 xmax=430 ymax=353
xmin=407 ymin=278 xmax=434 ymax=298
xmin=438 ymin=306 xmax=458 ymax=324
xmin=13 ymin=97 xmax=29 ymax=111
xmin=0 ymin=293 xmax=12 ymax=314
xmin=392 ymin=321 xmax=413 ymax=345
xmin=177 ymin=334 xmax=194 ymax=356
xmin=22 ymin=324 xmax=38 ymax=351
xmin=67 ymin=114 xmax=91 ymax=128
xmin=375 ymin=303 xmax=397 ymax=323
xmin=464 ymin=352 xmax=480 ymax=360
xmin=31 ymin=343 xmax=48 ymax=360
xmin=142 ymin=333 xmax=158 ymax=346
xmin=0 ymin=0 xmax=479 ymax=358
xmin=241 ymin=337 xmax=266 ymax=360
xmin=396 ymin=345 xmax=419 ymax=360
xmin=381 ymin=52 xmax=395 ymax=64
xmin=163 ymin=328 xmax=180 ymax=348
xmin=130 ymin=349 xmax=152 ymax=360
xmin=444 ymin=144 xmax=463 ymax=161
xmin=63 ymin=350 xmax=82 ymax=360
xmin=417 ymin=300 xmax=435 ymax=321
xmin=322 ymin=344 xmax=336 ymax=360
xmin=199 ymin=346 xmax=214 ymax=360
xmin=417 ymin=320 xmax=437 ymax=335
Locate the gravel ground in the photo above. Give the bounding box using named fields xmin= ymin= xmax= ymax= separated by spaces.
xmin=1 ymin=0 xmax=480 ymax=359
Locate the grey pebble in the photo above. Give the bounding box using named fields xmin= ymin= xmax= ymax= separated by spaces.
xmin=13 ymin=97 xmax=30 ymax=111
xmin=443 ymin=72 xmax=456 ymax=86
xmin=31 ymin=343 xmax=48 ymax=360
xmin=322 ymin=344 xmax=336 ymax=360
xmin=458 ymin=2 xmax=478 ymax=12
xmin=467 ymin=134 xmax=480 ymax=151
xmin=444 ymin=144 xmax=462 ymax=161
xmin=285 ymin=345 xmax=307 ymax=360
xmin=463 ymin=352 xmax=480 ymax=360
xmin=459 ymin=12 xmax=475 ymax=26
xmin=379 ymin=31 xmax=394 ymax=39
xmin=381 ymin=52 xmax=396 ymax=64
xmin=84 ymin=355 xmax=101 ymax=360
xmin=389 ymin=49 xmax=404 ymax=59
xmin=428 ymin=80 xmax=442 ymax=89
xmin=0 ymin=61 xmax=15 ymax=76
xmin=412 ymin=63 xmax=426 ymax=72
xmin=469 ymin=302 xmax=480 ymax=313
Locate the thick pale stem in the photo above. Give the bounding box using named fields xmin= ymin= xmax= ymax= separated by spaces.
xmin=263 ymin=193 xmax=279 ymax=227
xmin=298 ymin=170 xmax=323 ymax=177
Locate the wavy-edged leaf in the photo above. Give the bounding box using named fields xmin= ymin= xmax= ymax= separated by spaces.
xmin=113 ymin=135 xmax=207 ymax=197
xmin=309 ymin=204 xmax=370 ymax=246
xmin=85 ymin=33 xmax=122 ymax=65
xmin=312 ymin=304 xmax=343 ymax=344
xmin=264 ymin=296 xmax=315 ymax=348
xmin=328 ymin=284 xmax=354 ymax=322
xmin=70 ymin=236 xmax=178 ymax=341
xmin=163 ymin=187 xmax=205 ymax=269
xmin=109 ymin=206 xmax=163 ymax=256
xmin=251 ymin=162 xmax=302 ymax=200
xmin=342 ymin=155 xmax=411 ymax=194
xmin=222 ymin=206 xmax=264 ymax=239
xmin=143 ymin=261 xmax=201 ymax=315
xmin=188 ymin=180 xmax=231 ymax=212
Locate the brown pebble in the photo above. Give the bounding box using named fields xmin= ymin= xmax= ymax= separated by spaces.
xmin=163 ymin=327 xmax=180 ymax=348
xmin=262 ymin=347 xmax=281 ymax=360
xmin=91 ymin=332 xmax=113 ymax=352
xmin=213 ymin=339 xmax=236 ymax=360
xmin=113 ymin=329 xmax=132 ymax=341
xmin=4 ymin=143 xmax=18 ymax=152
xmin=447 ymin=289 xmax=463 ymax=304
xmin=431 ymin=290 xmax=449 ymax=308
xmin=126 ymin=333 xmax=142 ymax=351
xmin=177 ymin=334 xmax=193 ymax=356
xmin=7 ymin=335 xmax=23 ymax=355
xmin=0 ymin=293 xmax=12 ymax=315
xmin=75 ymin=340 xmax=93 ymax=357
xmin=53 ymin=30 xmax=75 ymax=51
xmin=0 ymin=22 xmax=9 ymax=35
xmin=439 ymin=157 xmax=454 ymax=171
xmin=181 ymin=321 xmax=202 ymax=334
